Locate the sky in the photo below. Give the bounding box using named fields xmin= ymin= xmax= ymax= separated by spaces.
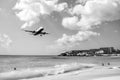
xmin=0 ymin=0 xmax=120 ymax=55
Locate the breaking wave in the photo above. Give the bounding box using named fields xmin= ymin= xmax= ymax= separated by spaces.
xmin=0 ymin=63 xmax=94 ymax=80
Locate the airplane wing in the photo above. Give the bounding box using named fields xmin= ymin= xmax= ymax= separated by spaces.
xmin=24 ymin=30 xmax=35 ymax=33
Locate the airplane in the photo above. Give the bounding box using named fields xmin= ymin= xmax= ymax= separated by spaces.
xmin=23 ymin=27 xmax=49 ymax=36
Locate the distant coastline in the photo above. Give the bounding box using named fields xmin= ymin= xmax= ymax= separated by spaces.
xmin=59 ymin=47 xmax=120 ymax=57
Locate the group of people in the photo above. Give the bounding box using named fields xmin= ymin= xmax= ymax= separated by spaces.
xmin=102 ymin=62 xmax=110 ymax=66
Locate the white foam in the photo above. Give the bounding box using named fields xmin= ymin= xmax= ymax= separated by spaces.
xmin=0 ymin=63 xmax=94 ymax=80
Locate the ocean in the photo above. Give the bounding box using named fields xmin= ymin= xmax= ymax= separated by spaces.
xmin=0 ymin=55 xmax=120 ymax=80
xmin=0 ymin=55 xmax=69 ymax=72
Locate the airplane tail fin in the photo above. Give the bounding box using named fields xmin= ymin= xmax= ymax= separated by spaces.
xmin=46 ymin=32 xmax=50 ymax=34
xmin=43 ymin=32 xmax=49 ymax=34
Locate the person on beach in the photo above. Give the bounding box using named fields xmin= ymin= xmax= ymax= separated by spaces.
xmin=108 ymin=63 xmax=110 ymax=65
xmin=14 ymin=67 xmax=16 ymax=70
xmin=102 ymin=63 xmax=104 ymax=66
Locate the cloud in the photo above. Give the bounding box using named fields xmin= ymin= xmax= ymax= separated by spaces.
xmin=63 ymin=0 xmax=120 ymax=31
xmin=62 ymin=16 xmax=79 ymax=30
xmin=13 ymin=0 xmax=68 ymax=29
xmin=0 ymin=34 xmax=12 ymax=48
xmin=76 ymin=0 xmax=89 ymax=5
xmin=57 ymin=31 xmax=100 ymax=47
xmin=58 ymin=0 xmax=120 ymax=47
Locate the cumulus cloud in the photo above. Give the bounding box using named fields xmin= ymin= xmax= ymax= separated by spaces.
xmin=58 ymin=0 xmax=120 ymax=47
xmin=76 ymin=0 xmax=89 ymax=6
xmin=63 ymin=0 xmax=120 ymax=31
xmin=62 ymin=16 xmax=79 ymax=30
xmin=0 ymin=34 xmax=12 ymax=48
xmin=13 ymin=0 xmax=68 ymax=29
xmin=57 ymin=31 xmax=100 ymax=47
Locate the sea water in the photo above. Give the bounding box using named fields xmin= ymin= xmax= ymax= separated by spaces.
xmin=0 ymin=55 xmax=119 ymax=80
xmin=0 ymin=55 xmax=71 ymax=72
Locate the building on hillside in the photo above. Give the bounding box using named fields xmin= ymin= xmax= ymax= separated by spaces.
xmin=59 ymin=47 xmax=118 ymax=56
xmin=100 ymin=47 xmax=115 ymax=54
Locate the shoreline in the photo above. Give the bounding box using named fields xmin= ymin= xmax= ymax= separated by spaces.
xmin=0 ymin=63 xmax=95 ymax=80
xmin=21 ymin=64 xmax=120 ymax=80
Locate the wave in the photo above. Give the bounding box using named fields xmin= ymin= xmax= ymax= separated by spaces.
xmin=0 ymin=63 xmax=94 ymax=80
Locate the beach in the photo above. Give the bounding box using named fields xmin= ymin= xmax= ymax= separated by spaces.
xmin=0 ymin=56 xmax=120 ymax=80
xmin=19 ymin=64 xmax=120 ymax=80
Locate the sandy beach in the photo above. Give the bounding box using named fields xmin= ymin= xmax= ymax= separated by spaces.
xmin=20 ymin=62 xmax=120 ymax=80
xmin=21 ymin=67 xmax=120 ymax=80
